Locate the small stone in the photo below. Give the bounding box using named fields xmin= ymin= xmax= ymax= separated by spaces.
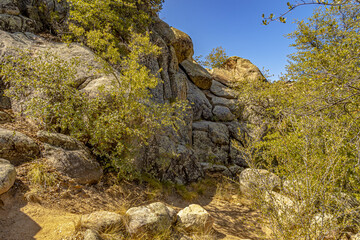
xmin=0 ymin=128 xmax=40 ymax=165
xmin=126 ymin=202 xmax=176 ymax=234
xmin=211 ymin=96 xmax=238 ymax=113
xmin=264 ymin=191 xmax=295 ymax=216
xmin=81 ymin=211 xmax=124 ymax=232
xmin=83 ymin=229 xmax=101 ymax=240
xmin=311 ymin=213 xmax=335 ymax=233
xmin=0 ymin=159 xmax=16 ymax=195
xmin=176 ymin=204 xmax=214 ymax=232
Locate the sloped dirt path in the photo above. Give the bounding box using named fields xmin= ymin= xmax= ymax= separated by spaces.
xmin=0 ymin=178 xmax=269 ymax=240
xmin=0 ymin=184 xmax=80 ymax=240
xmin=1 ymin=200 xmax=267 ymax=240
xmin=204 ymin=200 xmax=269 ymax=240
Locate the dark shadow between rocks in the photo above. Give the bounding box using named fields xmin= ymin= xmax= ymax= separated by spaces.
xmin=0 ymin=180 xmax=41 ymax=240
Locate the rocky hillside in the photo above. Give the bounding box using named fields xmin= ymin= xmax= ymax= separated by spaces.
xmin=0 ymin=1 xmax=273 ymax=239
xmin=0 ymin=0 xmax=267 ymax=185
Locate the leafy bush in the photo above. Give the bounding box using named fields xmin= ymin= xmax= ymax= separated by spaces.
xmin=234 ymin=2 xmax=360 ymax=239
xmin=1 ymin=32 xmax=187 ymax=180
xmin=196 ymin=46 xmax=228 ymax=69
xmin=65 ymin=0 xmax=164 ymax=64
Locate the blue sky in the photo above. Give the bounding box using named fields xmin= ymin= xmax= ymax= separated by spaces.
xmin=159 ymin=0 xmax=318 ymax=80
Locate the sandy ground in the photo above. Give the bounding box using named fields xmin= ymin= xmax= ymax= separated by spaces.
xmin=0 ymin=118 xmax=269 ymax=240
xmin=0 ymin=178 xmax=269 ymax=240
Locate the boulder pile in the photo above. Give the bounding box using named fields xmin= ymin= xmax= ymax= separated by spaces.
xmin=0 ymin=0 xmax=267 ymax=185
xmin=80 ymin=202 xmax=213 ymax=239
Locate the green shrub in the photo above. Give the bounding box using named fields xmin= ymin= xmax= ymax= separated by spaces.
xmin=1 ymin=31 xmax=187 ymax=180
xmin=234 ymin=2 xmax=360 ymax=239
xmin=196 ymin=46 xmax=228 ymax=69
xmin=65 ymin=0 xmax=164 ymax=64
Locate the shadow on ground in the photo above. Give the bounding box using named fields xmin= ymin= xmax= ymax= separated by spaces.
xmin=0 ymin=180 xmax=41 ymax=240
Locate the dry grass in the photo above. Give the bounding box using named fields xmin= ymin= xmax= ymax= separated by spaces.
xmin=27 ymin=160 xmax=59 ymax=188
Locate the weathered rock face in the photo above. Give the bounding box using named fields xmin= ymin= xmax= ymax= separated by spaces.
xmin=126 ymin=202 xmax=176 ymax=234
xmin=181 ymin=59 xmax=213 ymax=90
xmin=0 ymin=0 xmax=68 ymax=33
xmin=186 ymin=79 xmax=213 ymax=121
xmin=0 ymin=128 xmax=40 ymax=165
xmin=38 ymin=131 xmax=103 ymax=184
xmin=0 ymin=158 xmax=16 ymax=195
xmin=210 ymin=56 xmax=267 ymax=86
xmin=0 ymin=30 xmax=118 ymax=114
xmin=210 ymin=80 xmax=238 ymax=99
xmin=0 ymin=5 xmax=266 ymax=183
xmin=171 ymin=27 xmax=194 ymax=63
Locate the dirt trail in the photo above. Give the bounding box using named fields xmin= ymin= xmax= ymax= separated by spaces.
xmin=0 ymin=192 xmax=268 ymax=240
xmin=0 ymin=164 xmax=268 ymax=240
xmin=205 ymin=200 xmax=268 ymax=240
xmin=1 ymin=203 xmax=80 ymax=240
xmin=0 ymin=183 xmax=79 ymax=240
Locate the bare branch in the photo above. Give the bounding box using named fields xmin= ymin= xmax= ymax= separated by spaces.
xmin=262 ymin=0 xmax=359 ymax=25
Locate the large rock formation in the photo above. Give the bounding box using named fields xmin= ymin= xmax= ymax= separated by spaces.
xmin=0 ymin=0 xmax=68 ymax=33
xmin=210 ymin=56 xmax=266 ymax=86
xmin=0 ymin=2 xmax=266 ymax=183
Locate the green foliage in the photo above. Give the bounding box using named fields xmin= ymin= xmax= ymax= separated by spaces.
xmin=236 ymin=2 xmax=360 ymax=239
xmin=1 ymin=32 xmax=187 ymax=180
xmin=1 ymin=50 xmax=86 ymax=131
xmin=65 ymin=0 xmax=164 ymax=64
xmin=196 ymin=46 xmax=228 ymax=69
